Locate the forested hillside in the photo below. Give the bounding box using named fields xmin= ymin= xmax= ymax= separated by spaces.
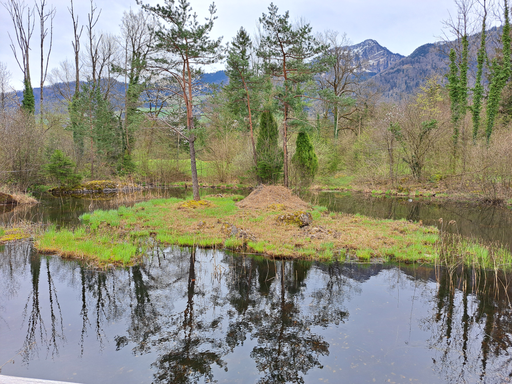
xmin=2 ymin=0 xmax=512 ymax=203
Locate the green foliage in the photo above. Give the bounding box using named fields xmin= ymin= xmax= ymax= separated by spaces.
xmin=139 ymin=0 xmax=223 ymax=200
xmin=125 ymin=65 xmax=144 ymax=151
xmin=486 ymin=0 xmax=511 ymax=142
xmin=117 ymin=150 xmax=137 ymax=176
xmin=472 ymin=12 xmax=487 ymax=141
xmin=256 ymin=109 xmax=283 ymax=183
xmin=447 ymin=34 xmax=468 ymax=153
xmin=225 ymin=27 xmax=262 ymax=121
xmin=292 ymin=130 xmax=318 ymax=185
xmin=43 ymin=150 xmax=82 ymax=187
xmin=21 ymin=78 xmax=35 ymax=114
xmin=447 ymin=49 xmax=460 ymax=124
xmin=257 ymin=3 xmax=329 ymax=186
xmin=68 ymin=83 xmax=124 ymax=172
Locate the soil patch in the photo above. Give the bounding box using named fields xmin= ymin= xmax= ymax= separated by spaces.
xmin=236 ymin=185 xmax=309 ymax=211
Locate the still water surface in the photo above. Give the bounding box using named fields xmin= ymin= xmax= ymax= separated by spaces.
xmin=1 ymin=242 xmax=511 ymax=383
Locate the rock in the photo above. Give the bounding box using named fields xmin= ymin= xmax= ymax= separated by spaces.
xmin=276 ymin=211 xmax=313 ymax=228
xmin=221 ymin=222 xmax=238 ymax=236
xmin=220 ymin=222 xmax=256 ymax=241
xmin=0 ymin=192 xmax=17 ymax=205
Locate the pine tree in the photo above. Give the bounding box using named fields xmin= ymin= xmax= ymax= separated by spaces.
xmin=225 ymin=27 xmax=265 ymax=168
xmin=68 ymin=83 xmax=124 ymax=177
xmin=44 ymin=150 xmax=82 ymax=187
xmin=257 ymin=3 xmax=328 ymax=187
xmin=139 ymin=0 xmax=222 ymax=200
xmin=256 ymin=109 xmax=283 ymax=183
xmin=292 ymin=130 xmax=318 ymax=186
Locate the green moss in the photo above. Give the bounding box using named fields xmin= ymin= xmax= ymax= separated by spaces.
xmin=276 ymin=211 xmax=313 ymax=227
xmin=0 ymin=228 xmax=31 ymax=244
xmin=180 ymin=200 xmax=211 ymax=209
xmin=266 ymin=203 xmax=286 ymax=211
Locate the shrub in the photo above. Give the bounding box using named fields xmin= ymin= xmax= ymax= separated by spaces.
xmin=43 ymin=150 xmax=82 ymax=187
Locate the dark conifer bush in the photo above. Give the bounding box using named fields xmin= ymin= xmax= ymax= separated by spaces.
xmin=292 ymin=130 xmax=318 ymax=186
xmin=256 ymin=109 xmax=283 ymax=183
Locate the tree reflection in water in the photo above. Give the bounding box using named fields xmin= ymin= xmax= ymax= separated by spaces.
xmin=421 ymin=265 xmax=512 ymax=383
xmin=22 ymin=247 xmax=65 ymax=362
xmin=223 ymin=255 xmax=350 ymax=383
xmin=2 ymin=242 xmax=512 ymax=383
xmin=150 ymin=247 xmax=226 ymax=384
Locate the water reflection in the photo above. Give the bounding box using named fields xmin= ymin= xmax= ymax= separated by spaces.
xmin=1 ymin=243 xmax=512 ymax=383
xmin=422 ymin=267 xmax=512 ymax=383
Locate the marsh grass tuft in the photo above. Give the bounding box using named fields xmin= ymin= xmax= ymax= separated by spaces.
xmin=436 ymin=232 xmax=512 ymax=271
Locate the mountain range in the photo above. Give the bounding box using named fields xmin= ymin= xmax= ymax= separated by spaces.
xmin=202 ymin=38 xmax=451 ymax=100
xmin=18 ymin=30 xmax=499 ymax=109
xmin=200 ymin=37 xmax=454 ymax=100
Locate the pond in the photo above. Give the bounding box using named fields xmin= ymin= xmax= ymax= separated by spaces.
xmin=1 ymin=242 xmax=511 ymax=383
xmin=1 ymin=189 xmax=512 ymax=382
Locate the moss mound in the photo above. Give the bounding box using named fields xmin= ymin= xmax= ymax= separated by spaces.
xmin=276 ymin=211 xmax=313 ymax=227
xmin=179 ymin=200 xmax=212 ymax=209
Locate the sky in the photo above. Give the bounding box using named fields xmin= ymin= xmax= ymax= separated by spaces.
xmin=0 ymin=0 xmax=462 ymax=90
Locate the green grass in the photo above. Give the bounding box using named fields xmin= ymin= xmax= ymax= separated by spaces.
xmin=37 ymin=226 xmax=139 ymax=265
xmin=316 ymin=174 xmax=355 ymax=189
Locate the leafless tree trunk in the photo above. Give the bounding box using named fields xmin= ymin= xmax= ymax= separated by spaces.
xmin=3 ymin=0 xmax=35 ymax=87
xmin=35 ymin=0 xmax=55 ymax=125
xmin=68 ymin=0 xmax=83 ymax=96
xmin=86 ymin=0 xmax=102 ymax=87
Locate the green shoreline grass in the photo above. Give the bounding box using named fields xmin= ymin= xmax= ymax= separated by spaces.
xmin=29 ymin=195 xmax=512 ymax=270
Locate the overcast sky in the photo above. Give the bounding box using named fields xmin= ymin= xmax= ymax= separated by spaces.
xmin=1 ymin=0 xmax=463 ymax=89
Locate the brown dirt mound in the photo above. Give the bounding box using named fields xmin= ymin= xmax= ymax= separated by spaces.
xmin=236 ymin=185 xmax=309 ymax=211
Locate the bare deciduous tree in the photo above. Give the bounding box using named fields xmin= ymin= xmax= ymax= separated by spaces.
xmin=48 ymin=59 xmax=76 ymax=102
xmin=68 ymin=0 xmax=83 ymax=96
xmin=35 ymin=0 xmax=55 ymax=121
xmin=85 ymin=0 xmax=102 ymax=86
xmin=3 ymin=0 xmax=35 ymax=94
xmin=0 ymin=62 xmax=17 ymax=113
xmin=318 ymin=31 xmax=367 ymax=138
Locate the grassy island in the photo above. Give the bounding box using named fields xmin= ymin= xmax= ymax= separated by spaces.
xmin=32 ymin=186 xmax=512 ymax=270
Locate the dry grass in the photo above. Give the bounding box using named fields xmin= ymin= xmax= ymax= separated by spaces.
xmin=11 ymin=193 xmax=38 ymax=205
